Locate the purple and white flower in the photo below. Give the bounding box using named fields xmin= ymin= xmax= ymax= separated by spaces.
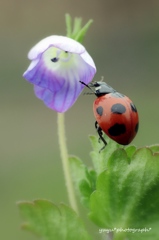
xmin=23 ymin=35 xmax=96 ymax=112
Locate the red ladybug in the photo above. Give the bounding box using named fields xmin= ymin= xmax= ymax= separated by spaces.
xmin=80 ymin=81 xmax=139 ymax=151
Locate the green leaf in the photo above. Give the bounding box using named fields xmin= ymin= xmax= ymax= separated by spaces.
xmin=74 ymin=19 xmax=93 ymax=43
xmin=65 ymin=14 xmax=93 ymax=43
xmin=69 ymin=156 xmax=96 ymax=208
xmin=72 ymin=17 xmax=82 ymax=38
xmin=149 ymin=144 xmax=159 ymax=154
xmin=124 ymin=145 xmax=136 ymax=162
xmin=89 ymin=135 xmax=120 ymax=174
xmin=69 ymin=155 xmax=87 ymax=192
xmin=65 ymin=13 xmax=72 ymax=38
xmin=89 ymin=147 xmax=159 ymax=240
xmin=79 ymin=180 xmax=92 ymax=208
xmin=18 ymin=199 xmax=91 ymax=240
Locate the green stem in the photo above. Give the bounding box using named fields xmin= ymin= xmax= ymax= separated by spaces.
xmin=57 ymin=113 xmax=79 ymax=214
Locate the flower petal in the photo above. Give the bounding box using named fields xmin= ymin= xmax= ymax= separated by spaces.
xmin=23 ymin=56 xmax=64 ymax=92
xmin=33 ymin=55 xmax=95 ymax=112
xmin=23 ymin=36 xmax=96 ymax=112
xmin=34 ymin=82 xmax=81 ymax=113
xmin=80 ymin=51 xmax=96 ymax=70
xmin=28 ymin=36 xmax=85 ymax=60
xmin=23 ymin=46 xmax=96 ymax=94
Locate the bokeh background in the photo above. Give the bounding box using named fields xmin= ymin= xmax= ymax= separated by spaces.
xmin=1 ymin=0 xmax=159 ymax=239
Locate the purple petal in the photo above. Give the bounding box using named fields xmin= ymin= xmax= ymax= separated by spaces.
xmin=34 ymin=82 xmax=82 ymax=113
xmin=23 ymin=57 xmax=64 ymax=92
xmin=23 ymin=47 xmax=96 ymax=93
xmin=33 ymin=59 xmax=95 ymax=112
xmin=23 ymin=36 xmax=96 ymax=112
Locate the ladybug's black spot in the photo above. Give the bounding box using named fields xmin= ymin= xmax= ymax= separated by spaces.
xmin=111 ymin=92 xmax=125 ymax=98
xmin=96 ymin=106 xmax=103 ymax=116
xmin=111 ymin=103 xmax=126 ymax=114
xmin=135 ymin=122 xmax=139 ymax=133
xmin=51 ymin=57 xmax=59 ymax=62
xmin=108 ymin=123 xmax=126 ymax=136
xmin=130 ymin=102 xmax=137 ymax=112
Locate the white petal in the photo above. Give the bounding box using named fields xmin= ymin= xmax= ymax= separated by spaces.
xmin=28 ymin=36 xmax=85 ymax=60
xmin=80 ymin=51 xmax=96 ymax=71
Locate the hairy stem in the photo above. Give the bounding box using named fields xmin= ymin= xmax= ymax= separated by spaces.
xmin=57 ymin=113 xmax=79 ymax=214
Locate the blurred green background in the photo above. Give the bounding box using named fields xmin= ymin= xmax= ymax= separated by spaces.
xmin=1 ymin=0 xmax=159 ymax=239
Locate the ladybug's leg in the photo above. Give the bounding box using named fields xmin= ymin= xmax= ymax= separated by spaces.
xmin=95 ymin=121 xmax=107 ymax=152
xmin=95 ymin=122 xmax=102 ymax=144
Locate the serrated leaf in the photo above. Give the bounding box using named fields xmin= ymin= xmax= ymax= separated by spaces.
xmin=69 ymin=156 xmax=87 ymax=191
xmin=89 ymin=147 xmax=159 ymax=239
xmin=124 ymin=145 xmax=136 ymax=161
xmin=79 ymin=180 xmax=92 ymax=197
xmin=89 ymin=149 xmax=129 ymax=228
xmin=149 ymin=144 xmax=159 ymax=154
xmin=18 ymin=199 xmax=91 ymax=240
xmin=79 ymin=180 xmax=92 ymax=208
xmin=69 ymin=156 xmax=96 ymax=208
xmin=86 ymin=169 xmax=97 ymax=191
xmin=89 ymin=135 xmax=120 ymax=174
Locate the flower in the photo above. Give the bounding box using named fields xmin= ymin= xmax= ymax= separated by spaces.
xmin=23 ymin=36 xmax=96 ymax=112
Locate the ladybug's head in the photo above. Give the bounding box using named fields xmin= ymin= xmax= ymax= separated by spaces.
xmin=89 ymin=81 xmax=115 ymax=97
xmin=79 ymin=81 xmax=116 ymax=97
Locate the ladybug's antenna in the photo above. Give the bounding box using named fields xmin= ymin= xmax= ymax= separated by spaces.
xmin=79 ymin=81 xmax=95 ymax=94
xmin=83 ymin=92 xmax=94 ymax=95
xmin=100 ymin=76 xmax=104 ymax=82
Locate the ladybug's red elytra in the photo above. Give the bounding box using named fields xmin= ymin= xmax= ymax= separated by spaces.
xmin=80 ymin=81 xmax=139 ymax=151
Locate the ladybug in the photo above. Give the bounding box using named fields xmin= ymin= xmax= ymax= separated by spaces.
xmin=80 ymin=81 xmax=139 ymax=151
